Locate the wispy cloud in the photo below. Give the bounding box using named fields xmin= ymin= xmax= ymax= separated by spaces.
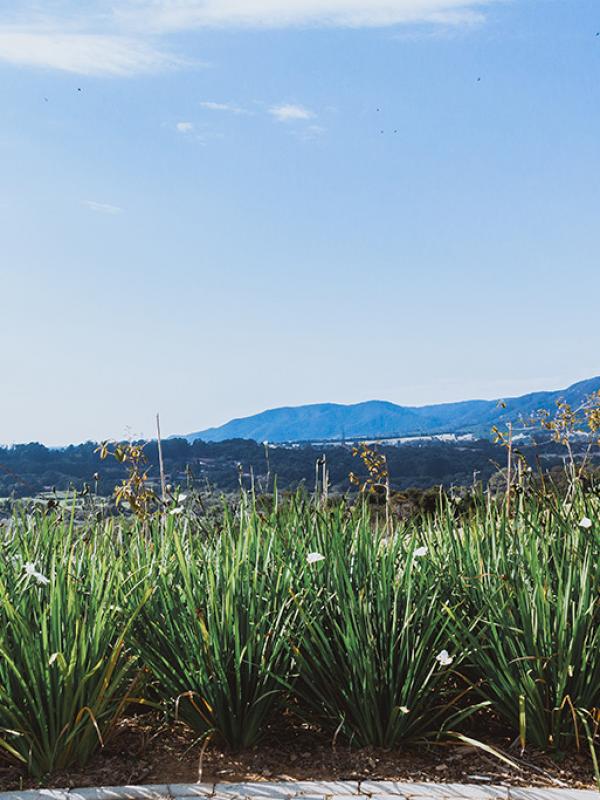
xmin=116 ymin=0 xmax=493 ymax=33
xmin=174 ymin=103 xmax=322 ymax=142
xmin=0 ymin=1 xmax=496 ymax=76
xmin=297 ymin=124 xmax=327 ymax=140
xmin=83 ymin=200 xmax=123 ymax=215
xmin=0 ymin=28 xmax=180 ymax=76
xmin=200 ymin=101 xmax=249 ymax=114
xmin=172 ymin=122 xmax=226 ymax=145
xmin=269 ymin=103 xmax=315 ymax=122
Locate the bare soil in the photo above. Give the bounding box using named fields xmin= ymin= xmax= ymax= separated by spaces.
xmin=0 ymin=713 xmax=596 ymax=793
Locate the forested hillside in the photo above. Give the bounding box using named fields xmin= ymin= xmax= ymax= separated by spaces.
xmin=0 ymin=436 xmax=591 ymax=498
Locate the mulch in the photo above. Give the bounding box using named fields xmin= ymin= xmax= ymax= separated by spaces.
xmin=0 ymin=712 xmax=596 ymax=793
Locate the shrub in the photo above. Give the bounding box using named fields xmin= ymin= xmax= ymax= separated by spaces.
xmin=440 ymin=491 xmax=600 ymax=751
xmin=286 ymin=506 xmax=467 ymax=746
xmin=0 ymin=515 xmax=141 ymax=776
xmin=133 ymin=508 xmax=298 ymax=750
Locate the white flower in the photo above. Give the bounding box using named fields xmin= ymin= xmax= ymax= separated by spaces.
xmin=414 ymin=546 xmax=428 ymax=557
xmin=579 ymin=517 xmax=593 ymax=529
xmin=436 ymin=649 xmax=454 ymax=667
xmin=23 ymin=562 xmax=50 ymax=586
xmin=170 ymin=507 xmax=184 ymax=516
xmin=399 ymin=706 xmax=410 ymax=714
xmin=178 ymin=494 xmax=188 ymax=503
xmin=307 ymin=552 xmax=325 ymax=564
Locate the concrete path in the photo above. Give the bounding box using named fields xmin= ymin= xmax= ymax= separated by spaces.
xmin=1 ymin=781 xmax=598 ymax=800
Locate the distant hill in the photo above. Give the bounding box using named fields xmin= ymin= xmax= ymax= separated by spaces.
xmin=183 ymin=377 xmax=600 ymax=443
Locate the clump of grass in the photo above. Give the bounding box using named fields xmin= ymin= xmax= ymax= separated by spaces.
xmin=437 ymin=488 xmax=600 ymax=753
xmin=2 ymin=478 xmax=600 ymax=780
xmin=0 ymin=513 xmax=142 ymax=777
xmin=132 ymin=506 xmax=299 ymax=750
xmin=284 ymin=505 xmax=469 ymax=747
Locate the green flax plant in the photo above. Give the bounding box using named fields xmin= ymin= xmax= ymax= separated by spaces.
xmin=285 ymin=502 xmax=468 ymax=747
xmin=432 ymin=486 xmax=600 ymax=753
xmin=132 ymin=504 xmax=299 ymax=750
xmin=0 ymin=511 xmax=143 ymax=777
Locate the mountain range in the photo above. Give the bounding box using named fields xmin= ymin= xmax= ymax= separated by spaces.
xmin=183 ymin=377 xmax=600 ymax=444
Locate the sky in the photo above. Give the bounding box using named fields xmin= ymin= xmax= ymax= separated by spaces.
xmin=1 ymin=0 xmax=599 ymax=446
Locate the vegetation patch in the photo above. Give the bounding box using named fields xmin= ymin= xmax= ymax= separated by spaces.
xmin=0 ymin=477 xmax=599 ymax=788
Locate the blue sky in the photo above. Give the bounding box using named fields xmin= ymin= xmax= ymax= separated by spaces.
xmin=1 ymin=0 xmax=599 ymax=445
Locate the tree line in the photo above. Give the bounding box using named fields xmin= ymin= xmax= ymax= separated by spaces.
xmin=0 ymin=435 xmax=588 ymax=499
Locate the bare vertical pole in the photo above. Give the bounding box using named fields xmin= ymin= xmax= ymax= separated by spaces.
xmin=506 ymin=421 xmax=513 ymax=517
xmin=156 ymin=413 xmax=166 ymax=503
xmin=314 ymin=458 xmax=321 ymax=504
xmin=384 ymin=455 xmax=391 ymax=538
xmin=264 ymin=441 xmax=271 ymax=493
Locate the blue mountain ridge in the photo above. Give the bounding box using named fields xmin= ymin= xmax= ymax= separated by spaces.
xmin=182 ymin=377 xmax=600 ymax=444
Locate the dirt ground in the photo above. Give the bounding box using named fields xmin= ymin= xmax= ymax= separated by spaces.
xmin=0 ymin=713 xmax=597 ymax=793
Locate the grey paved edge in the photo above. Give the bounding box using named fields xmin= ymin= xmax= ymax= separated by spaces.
xmin=0 ymin=783 xmax=597 ymax=800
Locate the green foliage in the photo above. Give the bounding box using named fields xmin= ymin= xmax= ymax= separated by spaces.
xmin=0 ymin=484 xmax=599 ymax=780
xmin=131 ymin=506 xmax=299 ymax=750
xmin=4 ymin=435 xmax=598 ymax=502
xmin=0 ymin=513 xmax=143 ymax=776
xmin=286 ymin=505 xmax=469 ymax=746
xmin=96 ymin=440 xmax=158 ymax=520
xmin=433 ymin=487 xmax=600 ymax=751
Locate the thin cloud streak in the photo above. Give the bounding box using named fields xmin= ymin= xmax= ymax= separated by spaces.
xmin=0 ymin=1 xmax=495 ymax=75
xmin=0 ymin=27 xmax=181 ymax=76
xmin=82 ymin=200 xmax=123 ymax=214
xmin=200 ymin=101 xmax=250 ymax=114
xmin=116 ymin=0 xmax=493 ymax=33
xmin=269 ymin=103 xmax=315 ymax=122
xmin=296 ymin=124 xmax=327 ymax=140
